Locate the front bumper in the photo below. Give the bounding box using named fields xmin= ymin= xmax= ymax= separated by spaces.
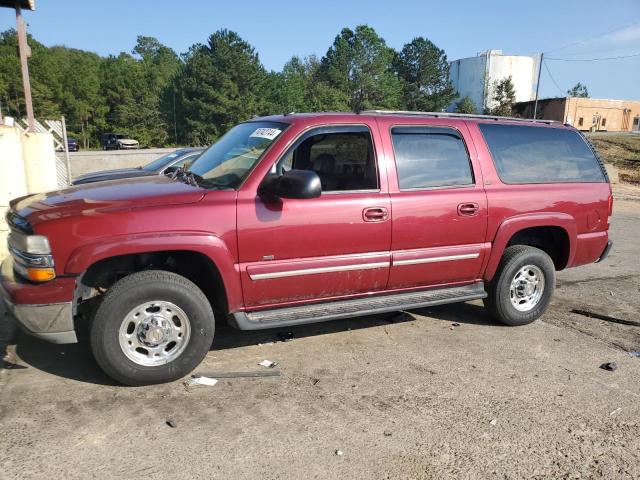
xmin=0 ymin=258 xmax=77 ymax=344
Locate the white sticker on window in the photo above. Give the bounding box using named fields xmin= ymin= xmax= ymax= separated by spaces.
xmin=250 ymin=127 xmax=281 ymax=140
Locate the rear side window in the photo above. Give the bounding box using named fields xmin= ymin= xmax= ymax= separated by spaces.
xmin=391 ymin=127 xmax=474 ymax=189
xmin=479 ymin=124 xmax=605 ymax=184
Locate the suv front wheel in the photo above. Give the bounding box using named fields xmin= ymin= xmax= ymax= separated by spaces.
xmin=90 ymin=270 xmax=215 ymax=385
xmin=484 ymin=245 xmax=555 ymax=326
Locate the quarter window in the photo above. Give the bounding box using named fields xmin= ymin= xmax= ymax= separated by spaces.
xmin=391 ymin=127 xmax=474 ymax=189
xmin=479 ymin=123 xmax=605 ymax=184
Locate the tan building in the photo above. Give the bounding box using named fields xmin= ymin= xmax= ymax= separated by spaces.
xmin=514 ymin=97 xmax=640 ymax=132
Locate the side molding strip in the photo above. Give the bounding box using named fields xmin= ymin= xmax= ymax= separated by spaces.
xmin=393 ymin=253 xmax=479 ymax=266
xmin=249 ymin=261 xmax=390 ymax=281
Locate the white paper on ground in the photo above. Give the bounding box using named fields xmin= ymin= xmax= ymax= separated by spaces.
xmin=258 ymin=360 xmax=278 ymax=368
xmin=189 ymin=376 xmax=218 ymax=386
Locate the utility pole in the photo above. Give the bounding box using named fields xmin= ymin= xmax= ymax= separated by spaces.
xmin=532 ymin=52 xmax=543 ymax=120
xmin=15 ymin=3 xmax=35 ymax=132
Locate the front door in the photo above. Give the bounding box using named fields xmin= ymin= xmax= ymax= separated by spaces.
xmin=237 ymin=125 xmax=391 ymax=308
xmin=379 ymin=119 xmax=489 ymax=289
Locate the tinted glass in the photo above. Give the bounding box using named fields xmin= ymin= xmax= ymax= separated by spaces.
xmin=391 ymin=127 xmax=473 ymax=189
xmin=275 ymin=128 xmax=378 ymax=192
xmin=479 ymin=124 xmax=605 ymax=184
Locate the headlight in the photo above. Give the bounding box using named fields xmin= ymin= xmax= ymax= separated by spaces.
xmin=8 ymin=233 xmax=55 ymax=282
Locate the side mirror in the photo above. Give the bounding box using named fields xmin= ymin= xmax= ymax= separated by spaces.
xmin=259 ymin=169 xmax=321 ymax=200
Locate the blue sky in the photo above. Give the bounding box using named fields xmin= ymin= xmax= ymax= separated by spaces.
xmin=1 ymin=0 xmax=639 ymax=100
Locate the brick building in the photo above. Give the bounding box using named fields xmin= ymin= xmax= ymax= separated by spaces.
xmin=514 ymin=97 xmax=640 ymax=132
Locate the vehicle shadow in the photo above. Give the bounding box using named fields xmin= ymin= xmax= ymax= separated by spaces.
xmin=8 ymin=302 xmax=498 ymax=386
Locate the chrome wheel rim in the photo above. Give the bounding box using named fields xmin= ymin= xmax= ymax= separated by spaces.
xmin=118 ymin=300 xmax=191 ymax=367
xmin=509 ymin=265 xmax=545 ymax=312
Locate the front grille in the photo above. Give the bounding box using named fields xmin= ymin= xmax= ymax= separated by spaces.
xmin=5 ymin=211 xmax=33 ymax=235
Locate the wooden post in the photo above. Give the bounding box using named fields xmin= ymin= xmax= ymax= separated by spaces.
xmin=15 ymin=4 xmax=35 ymax=132
xmin=61 ymin=116 xmax=72 ymax=184
xmin=532 ymin=52 xmax=543 ymax=120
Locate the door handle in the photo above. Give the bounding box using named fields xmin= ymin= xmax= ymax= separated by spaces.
xmin=457 ymin=203 xmax=479 ymax=216
xmin=363 ymin=207 xmax=389 ymax=222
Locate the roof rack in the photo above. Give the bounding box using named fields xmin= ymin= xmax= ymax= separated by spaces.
xmin=361 ymin=110 xmax=558 ymax=125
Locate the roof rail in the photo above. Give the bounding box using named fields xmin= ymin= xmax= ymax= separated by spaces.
xmin=361 ymin=110 xmax=558 ymax=124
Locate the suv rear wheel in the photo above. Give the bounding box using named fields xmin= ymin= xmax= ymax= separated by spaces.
xmin=484 ymin=245 xmax=555 ymax=326
xmin=90 ymin=270 xmax=214 ymax=385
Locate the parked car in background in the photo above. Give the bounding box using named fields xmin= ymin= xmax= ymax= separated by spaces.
xmin=67 ymin=138 xmax=79 ymax=152
xmin=56 ymin=138 xmax=79 ymax=152
xmin=72 ymin=148 xmax=204 ymax=185
xmin=1 ymin=111 xmax=612 ymax=386
xmin=101 ymin=133 xmax=139 ymax=150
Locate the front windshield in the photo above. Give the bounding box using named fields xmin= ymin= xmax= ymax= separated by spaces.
xmin=143 ymin=151 xmax=182 ymax=171
xmin=188 ymin=121 xmax=287 ymax=189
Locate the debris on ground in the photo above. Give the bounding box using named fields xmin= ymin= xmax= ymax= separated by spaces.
xmin=599 ymin=362 xmax=618 ymax=372
xmin=257 ymin=342 xmax=275 ymax=347
xmin=258 ymin=359 xmax=278 ymax=368
xmin=194 ymin=370 xmax=280 ymax=379
xmin=489 ymin=418 xmax=497 ymax=426
xmin=383 ymin=430 xmax=392 ymax=437
xmin=312 ymin=378 xmax=320 ymax=386
xmin=571 ymin=309 xmax=640 ymax=327
xmin=629 ymin=351 xmax=640 ymax=358
xmin=451 ymin=323 xmax=461 ymax=327
xmin=610 ymin=408 xmax=623 ymax=417
xmin=188 ymin=375 xmax=219 ymax=386
xmin=335 ymin=449 xmax=344 ymax=456
xmin=277 ymin=331 xmax=295 ymax=342
xmin=166 ymin=419 xmax=177 ymax=428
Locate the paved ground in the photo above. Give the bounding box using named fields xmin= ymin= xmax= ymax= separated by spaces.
xmin=1 ymin=185 xmax=639 ymax=480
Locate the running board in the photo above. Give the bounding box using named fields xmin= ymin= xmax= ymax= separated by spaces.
xmin=229 ymin=282 xmax=486 ymax=330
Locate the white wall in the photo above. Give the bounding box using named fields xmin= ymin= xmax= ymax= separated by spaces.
xmin=0 ymin=126 xmax=57 ymax=260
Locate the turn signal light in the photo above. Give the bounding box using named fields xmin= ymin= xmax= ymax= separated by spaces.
xmin=26 ymin=267 xmax=56 ymax=282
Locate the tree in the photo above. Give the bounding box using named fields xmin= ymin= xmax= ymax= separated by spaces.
xmin=567 ymin=82 xmax=589 ymax=98
xmin=317 ymin=25 xmax=403 ymax=111
xmin=455 ymin=96 xmax=476 ymax=114
xmin=174 ymin=30 xmax=270 ymax=145
xmin=394 ymin=37 xmax=456 ymax=111
xmin=488 ymin=76 xmax=516 ymax=116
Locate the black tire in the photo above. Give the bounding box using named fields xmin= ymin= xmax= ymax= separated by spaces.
xmin=90 ymin=270 xmax=214 ymax=386
xmin=484 ymin=245 xmax=555 ymax=326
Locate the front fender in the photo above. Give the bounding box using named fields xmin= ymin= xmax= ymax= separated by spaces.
xmin=484 ymin=213 xmax=577 ymax=282
xmin=65 ymin=232 xmax=243 ymax=311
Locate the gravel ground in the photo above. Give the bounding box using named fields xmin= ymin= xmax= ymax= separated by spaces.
xmin=1 ymin=185 xmax=639 ymax=480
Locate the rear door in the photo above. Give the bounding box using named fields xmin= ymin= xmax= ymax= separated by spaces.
xmin=379 ymin=117 xmax=489 ymax=289
xmin=236 ymin=123 xmax=392 ymax=308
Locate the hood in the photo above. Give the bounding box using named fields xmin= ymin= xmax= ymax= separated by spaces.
xmin=11 ymin=175 xmax=206 ymax=226
xmin=73 ymin=168 xmax=152 ymax=185
xmin=118 ymin=138 xmax=138 ymax=145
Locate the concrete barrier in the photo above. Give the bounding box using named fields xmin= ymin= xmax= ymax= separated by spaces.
xmin=0 ymin=126 xmax=58 ymax=260
xmin=68 ymin=148 xmax=180 ymax=178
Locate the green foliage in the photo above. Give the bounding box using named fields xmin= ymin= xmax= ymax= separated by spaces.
xmin=567 ymin=82 xmax=589 ymax=98
xmin=455 ymin=96 xmax=476 ymax=114
xmin=318 ymin=26 xmax=404 ymax=111
xmin=394 ymin=37 xmax=456 ymax=112
xmin=173 ymin=30 xmax=270 ymax=145
xmin=0 ymin=25 xmax=461 ymax=148
xmin=488 ymin=76 xmax=516 ymax=116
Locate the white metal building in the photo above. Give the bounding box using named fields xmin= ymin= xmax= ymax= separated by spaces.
xmin=448 ymin=50 xmax=537 ymax=113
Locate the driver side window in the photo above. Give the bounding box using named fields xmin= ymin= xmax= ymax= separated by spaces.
xmin=273 ymin=127 xmax=378 ymax=192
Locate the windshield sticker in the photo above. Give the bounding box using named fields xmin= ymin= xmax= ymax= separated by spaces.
xmin=249 ymin=128 xmax=281 ymax=140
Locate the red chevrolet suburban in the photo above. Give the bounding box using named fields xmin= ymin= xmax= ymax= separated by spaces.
xmin=1 ymin=112 xmax=613 ymax=385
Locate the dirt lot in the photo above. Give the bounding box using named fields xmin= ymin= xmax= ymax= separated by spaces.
xmin=590 ymin=133 xmax=640 ymax=184
xmin=1 ymin=185 xmax=639 ymax=480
